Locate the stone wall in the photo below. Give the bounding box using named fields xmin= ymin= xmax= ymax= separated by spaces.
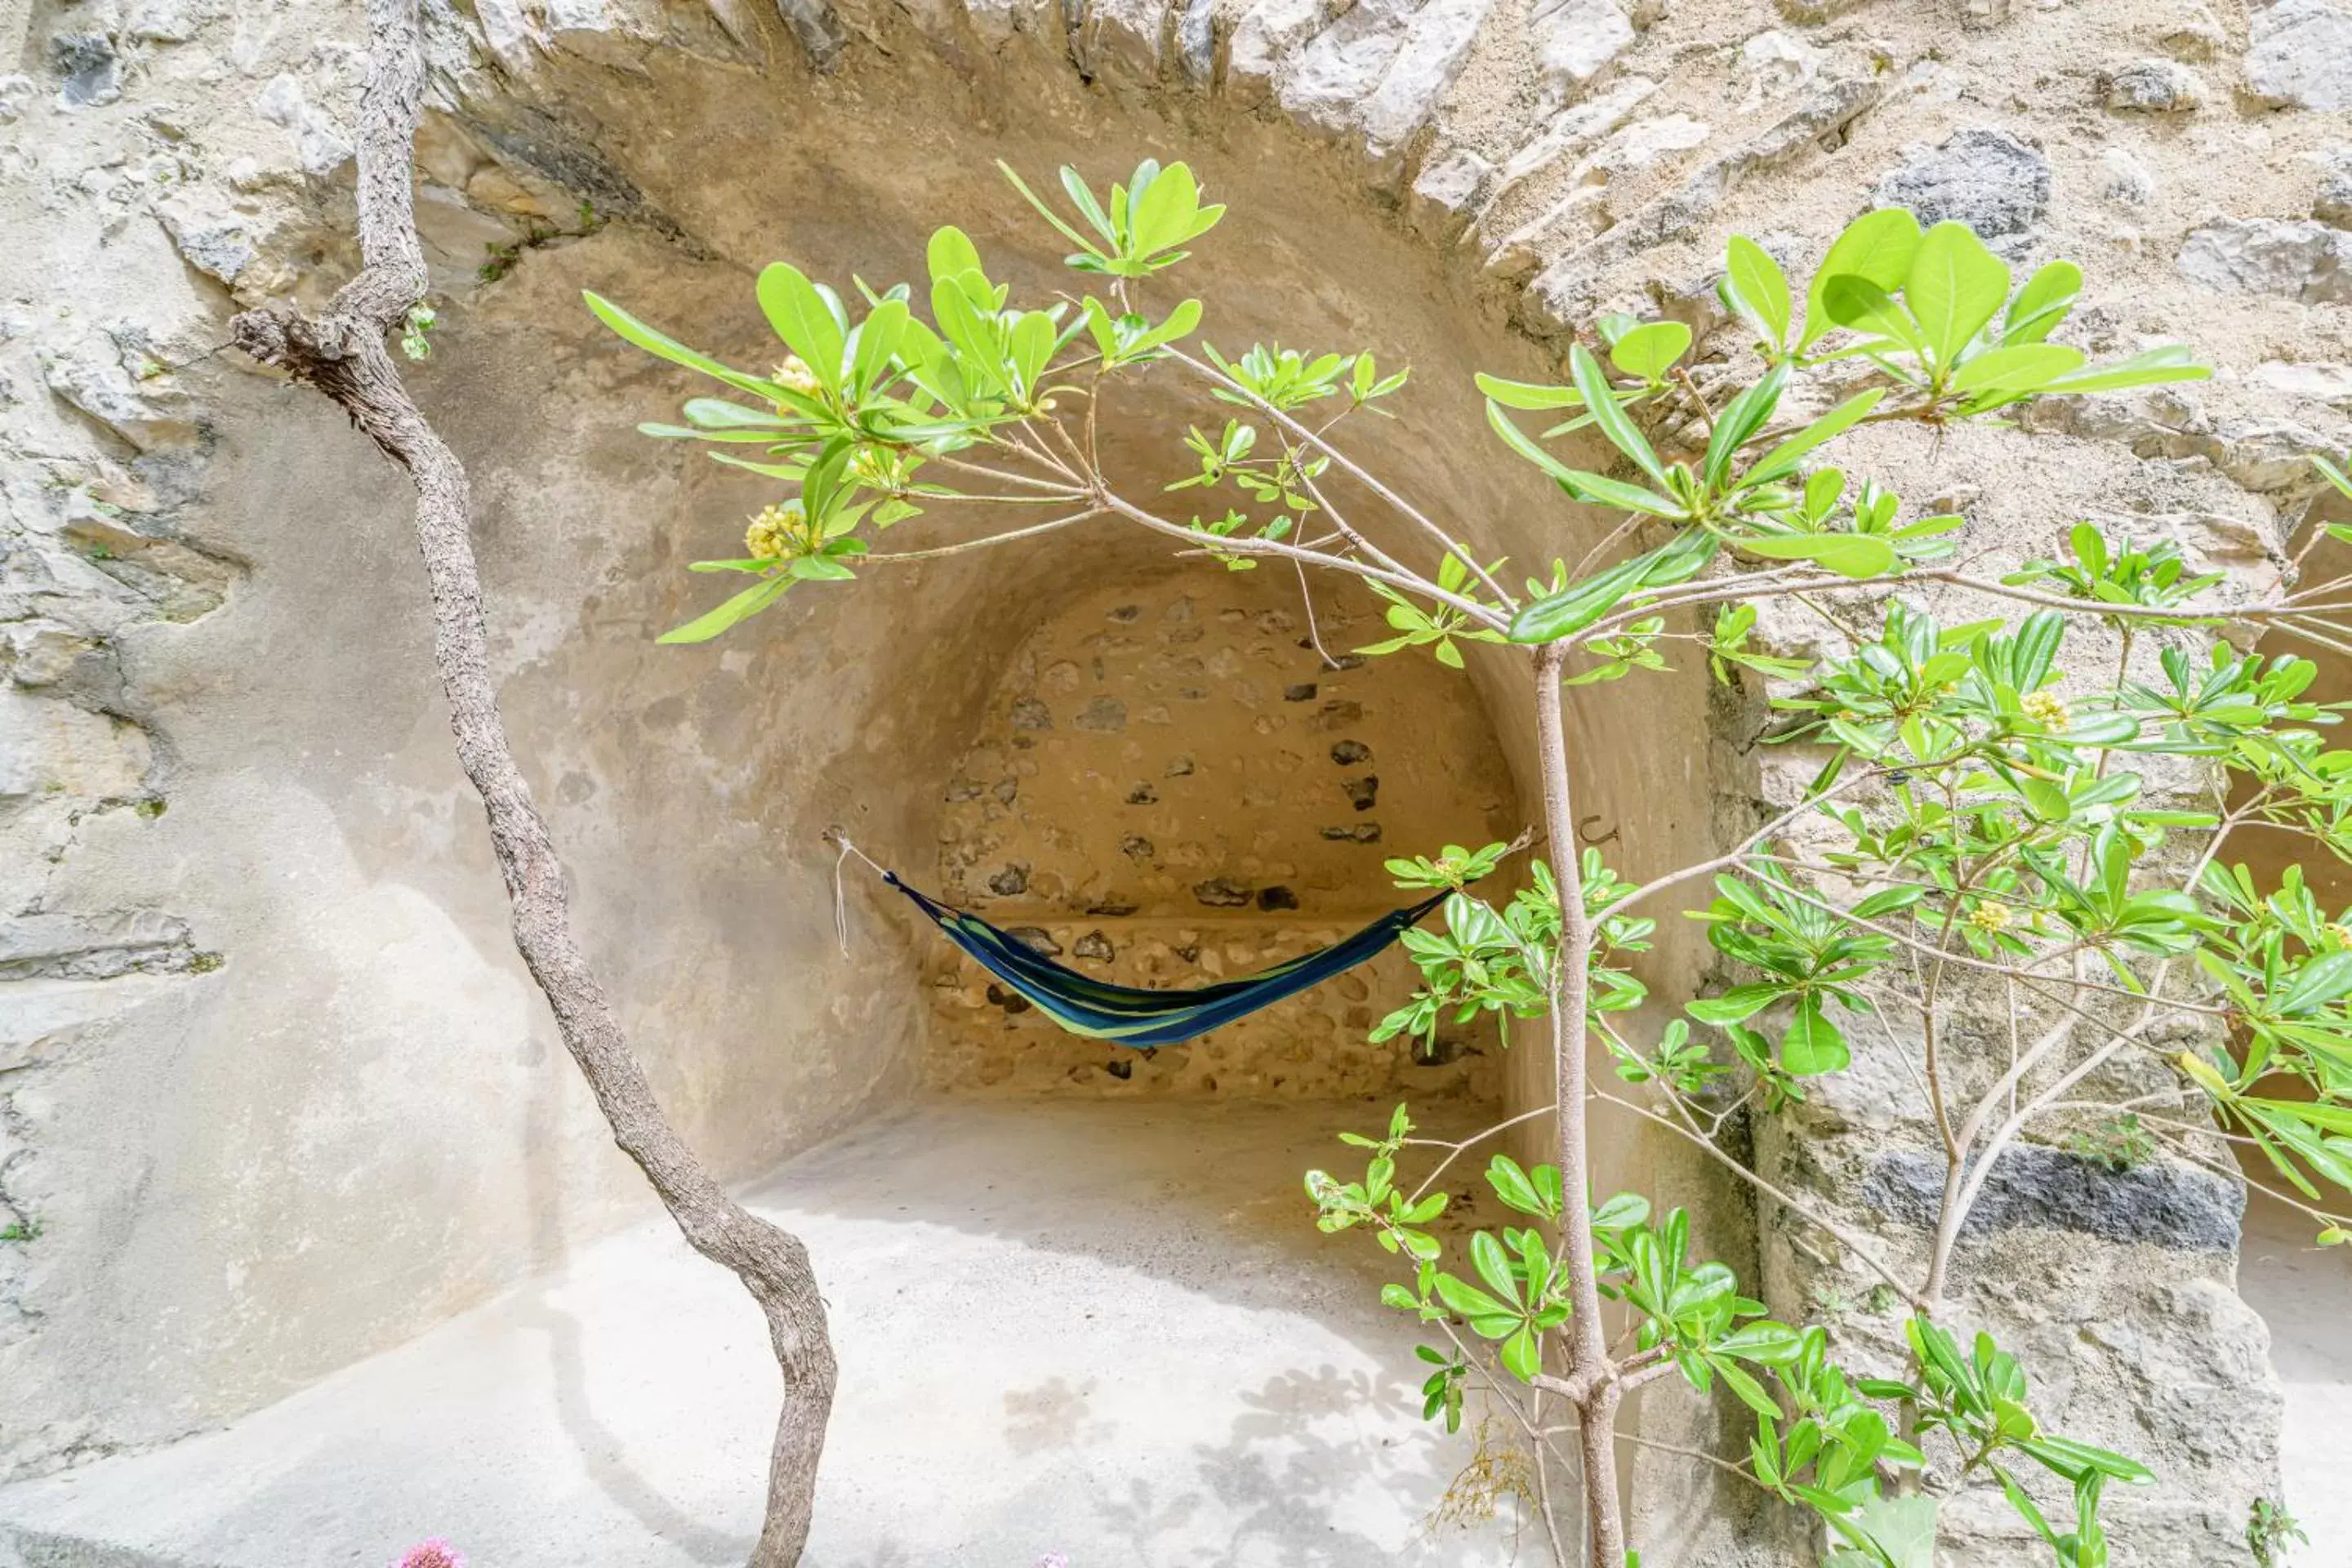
xmin=925 ymin=568 xmax=1518 ymax=1099
xmin=2 ymin=0 xmax=2341 ymax=1555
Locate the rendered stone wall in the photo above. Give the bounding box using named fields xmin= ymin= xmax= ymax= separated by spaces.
xmin=2 ymin=0 xmax=2340 ymax=1557
xmin=925 ymin=568 xmax=1518 ymax=1099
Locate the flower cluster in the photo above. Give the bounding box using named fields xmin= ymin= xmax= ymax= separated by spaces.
xmin=2021 ymin=689 xmax=2069 ymax=728
xmin=745 ymin=501 xmax=806 ymax=561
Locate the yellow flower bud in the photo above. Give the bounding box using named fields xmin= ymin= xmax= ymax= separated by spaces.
xmin=1967 ymin=899 xmax=2013 ymax=934
xmin=770 ymin=356 xmax=823 ymax=403
xmin=743 ymin=501 xmax=804 ymax=561
xmin=2021 ymin=690 xmax=2070 ymax=728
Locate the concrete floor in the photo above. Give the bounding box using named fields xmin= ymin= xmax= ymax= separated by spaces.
xmin=2239 ymin=1190 xmax=2352 ymax=1565
xmin=0 ymin=1102 xmax=1538 ymax=1568
xmin=2 ymin=1102 xmax=2344 ymax=1568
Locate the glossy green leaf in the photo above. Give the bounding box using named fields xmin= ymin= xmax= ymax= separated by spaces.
xmin=1903 ymin=221 xmax=2010 ymax=372
xmin=657 ymin=575 xmax=791 ymax=644
xmin=1740 ymin=389 xmax=1885 ymax=487
xmin=1781 ymin=996 xmax=1850 ymax=1075
xmin=757 ymin=262 xmax=847 ymax=384
xmin=1800 ymin=207 xmax=1922 ymax=350
xmin=1726 ymin=235 xmax=1793 ymax=347
xmin=1740 ymin=532 xmax=1898 ymax=578
xmin=1610 ymin=321 xmax=1693 ymax=383
xmin=584 ymin=291 xmax=782 ymax=402
xmin=1570 ymin=343 xmax=1670 ymax=488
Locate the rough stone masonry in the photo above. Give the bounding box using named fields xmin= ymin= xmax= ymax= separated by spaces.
xmin=2 ymin=0 xmax=2345 ymax=1559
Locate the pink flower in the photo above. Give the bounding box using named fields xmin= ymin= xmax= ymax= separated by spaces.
xmin=392 ymin=1541 xmax=467 ymax=1568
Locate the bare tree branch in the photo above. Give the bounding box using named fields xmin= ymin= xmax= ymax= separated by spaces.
xmin=227 ymin=2 xmax=835 ymax=1558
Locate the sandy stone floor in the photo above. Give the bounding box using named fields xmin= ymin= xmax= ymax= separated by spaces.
xmin=2240 ymin=1191 xmax=2352 ymax=1564
xmin=0 ymin=1101 xmax=1532 ymax=1568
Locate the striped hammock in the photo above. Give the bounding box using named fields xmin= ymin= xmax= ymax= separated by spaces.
xmin=884 ymin=872 xmax=1446 ymax=1049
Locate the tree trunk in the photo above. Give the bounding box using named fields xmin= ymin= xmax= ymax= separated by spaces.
xmin=1530 ymin=645 xmax=1628 ymax=1568
xmin=226 ymin=0 xmax=836 ymax=1558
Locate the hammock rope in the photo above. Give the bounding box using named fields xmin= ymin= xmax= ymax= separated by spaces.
xmin=826 ymin=830 xmax=1453 ymax=1050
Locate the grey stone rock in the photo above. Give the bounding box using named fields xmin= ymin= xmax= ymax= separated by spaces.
xmin=1119 ymin=833 xmax=1156 ymax=862
xmin=1124 ymin=782 xmax=1158 ymax=804
xmin=1164 ymin=754 xmax=1196 ymax=777
xmin=1254 ymin=885 xmax=1298 ymax=911
xmin=2098 ymin=146 xmax=2158 ymax=207
xmin=1355 ymin=0 xmax=1499 ymax=150
xmin=1175 ymin=0 xmax=1216 ymax=83
xmin=1405 ymin=148 xmax=1492 ymax=241
xmin=1005 ymin=926 xmax=1062 ymax=956
xmin=2316 ymin=167 xmax=2352 ymax=229
xmin=1282 ymin=682 xmax=1317 ymax=702
xmin=1010 ymin=697 xmax=1053 ymax=730
xmin=2101 ymin=57 xmax=2203 ymax=113
xmin=1320 ymin=822 xmax=1383 ymax=842
xmin=1330 ymin=739 xmax=1371 ymax=764
xmin=1071 ymin=929 xmax=1115 ymax=960
xmin=1309 ymin=698 xmax=1364 ymax=729
xmin=987 ymin=863 xmax=1031 ymax=897
xmin=2247 ymin=0 xmax=2352 ymax=113
xmin=155 ymin=195 xmax=256 ymax=287
xmin=1193 ymin=878 xmax=1254 ymax=906
xmin=1073 ymin=697 xmax=1127 ymax=732
xmin=50 ymin=34 xmax=119 ymax=109
xmin=254 ymin=75 xmax=355 ymax=176
xmin=1863 ymin=1144 xmax=2243 ymax=1250
xmin=1873 ymin=128 xmax=2050 ymax=259
xmin=2176 ymin=218 xmax=2352 ymax=305
xmin=1343 ymin=774 xmax=1379 ymax=810
xmin=0 ymin=911 xmax=195 ymax=981
xmin=1530 ymin=0 xmax=1635 ymax=114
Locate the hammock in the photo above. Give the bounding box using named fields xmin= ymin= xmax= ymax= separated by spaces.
xmin=839 ymin=840 xmax=1446 ymax=1049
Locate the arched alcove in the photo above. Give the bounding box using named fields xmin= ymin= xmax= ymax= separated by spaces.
xmin=0 ymin=10 xmax=1744 ymax=1561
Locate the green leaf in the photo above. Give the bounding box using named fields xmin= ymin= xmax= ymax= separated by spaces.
xmin=1903 ymin=220 xmax=2011 ymax=373
xmin=756 ymin=262 xmax=848 ymax=385
xmin=656 ymin=575 xmax=791 ymax=644
xmin=1610 ymin=321 xmax=1693 ymax=382
xmin=1704 ymin=1352 xmax=1784 ymax=1419
xmin=1740 ymin=389 xmax=1885 ymax=487
xmin=1475 ymin=372 xmax=1583 ymax=410
xmin=2003 ymin=260 xmax=2081 ymax=345
xmin=1704 ymin=363 xmax=1788 ymax=490
xmin=584 ymin=291 xmax=781 ymax=402
xmin=927 ymin=225 xmax=987 ymax=285
xmin=2278 ymin=951 xmax=2352 ymax=1015
xmin=1822 ymin=274 xmax=1927 ymax=355
xmin=1950 ymin=342 xmax=2086 ymax=395
xmin=2038 ymin=345 xmax=2212 ymax=395
xmin=1843 ymin=1494 xmax=1940 ymax=1568
xmin=1486 ymin=403 xmax=1686 ymax=517
xmin=1570 ymin=343 xmax=1671 ymax=488
xmin=1129 ymin=161 xmax=1200 ymax=256
xmin=1740 ymin=532 xmax=1897 ymax=578
xmin=1726 ymin=235 xmax=1793 ymax=348
xmin=1781 ymin=996 xmax=1850 ymax=1075
xmin=1800 ymin=207 xmax=1922 ymax=350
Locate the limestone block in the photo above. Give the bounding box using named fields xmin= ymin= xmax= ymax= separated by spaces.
xmin=2177 ymin=217 xmax=2352 ymax=304
xmin=1405 ymin=147 xmax=1492 ymax=241
xmin=2100 ymin=56 xmax=2204 ymax=112
xmin=2247 ymin=0 xmax=2352 ymax=112
xmin=1353 ymin=0 xmax=1498 ymax=152
xmin=1530 ymin=0 xmax=1636 ymax=114
xmin=0 ymin=692 xmax=149 ymax=803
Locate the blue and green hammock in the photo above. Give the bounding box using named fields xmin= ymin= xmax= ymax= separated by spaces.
xmin=836 ymin=837 xmax=1446 ymax=1049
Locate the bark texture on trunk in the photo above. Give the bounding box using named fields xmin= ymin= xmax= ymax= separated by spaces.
xmin=227 ymin=1 xmax=836 ymax=1558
